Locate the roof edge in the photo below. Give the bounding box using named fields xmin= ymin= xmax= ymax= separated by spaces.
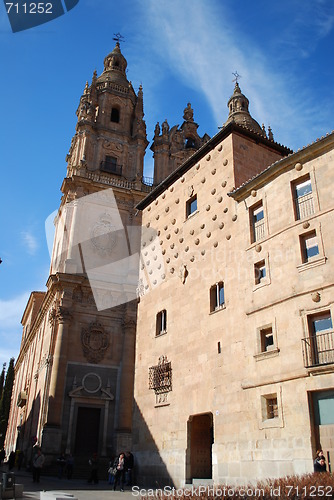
xmin=137 ymin=122 xmax=291 ymax=210
xmin=229 ymin=130 xmax=334 ymax=201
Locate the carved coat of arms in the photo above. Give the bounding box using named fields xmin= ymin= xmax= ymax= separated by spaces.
xmin=81 ymin=322 xmax=110 ymax=364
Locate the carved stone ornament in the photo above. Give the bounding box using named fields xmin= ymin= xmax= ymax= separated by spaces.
xmin=81 ymin=322 xmax=110 ymax=364
xmin=48 ymin=307 xmax=57 ymax=326
xmin=136 ymin=278 xmax=145 ymax=298
xmin=311 ymin=292 xmax=321 ymax=303
xmin=56 ymin=306 xmax=72 ymax=324
xmin=103 ymin=140 xmax=123 ymax=153
xmin=90 ymin=212 xmax=117 ymax=256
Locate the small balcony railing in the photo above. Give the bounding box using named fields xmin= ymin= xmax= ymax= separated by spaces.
xmin=295 ymin=193 xmax=314 ymax=220
xmin=142 ymin=176 xmax=154 ymax=186
xmin=100 ymin=161 xmax=122 ymax=176
xmin=253 ymin=220 xmax=266 ymax=242
xmin=302 ymin=331 xmax=334 ymax=368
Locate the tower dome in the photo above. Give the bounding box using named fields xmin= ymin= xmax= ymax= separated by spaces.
xmin=97 ymin=41 xmax=129 ymax=87
xmin=224 ymin=82 xmax=262 ymax=134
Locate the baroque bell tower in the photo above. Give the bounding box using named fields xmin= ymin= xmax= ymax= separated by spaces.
xmin=67 ymin=41 xmax=148 ymax=184
xmin=19 ymin=41 xmax=151 ymax=461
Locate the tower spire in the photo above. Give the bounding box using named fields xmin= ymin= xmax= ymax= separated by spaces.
xmin=224 ymin=80 xmax=263 ymax=135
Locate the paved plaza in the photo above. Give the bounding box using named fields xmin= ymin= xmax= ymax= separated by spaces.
xmin=1 ymin=470 xmax=136 ymax=500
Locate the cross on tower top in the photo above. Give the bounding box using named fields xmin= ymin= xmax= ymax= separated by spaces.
xmin=113 ymin=32 xmax=125 ymax=44
xmin=232 ymin=71 xmax=241 ymax=84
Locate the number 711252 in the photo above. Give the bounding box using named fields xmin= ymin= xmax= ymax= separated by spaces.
xmin=6 ymin=3 xmax=53 ymax=14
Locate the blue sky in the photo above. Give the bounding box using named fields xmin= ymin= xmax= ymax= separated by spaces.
xmin=0 ymin=0 xmax=334 ymax=368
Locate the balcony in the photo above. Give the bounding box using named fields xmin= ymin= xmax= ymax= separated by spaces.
xmin=302 ymin=331 xmax=334 ymax=368
xmin=295 ymin=193 xmax=314 ymax=220
xmin=100 ymin=160 xmax=122 ymax=176
xmin=253 ymin=220 xmax=266 ymax=242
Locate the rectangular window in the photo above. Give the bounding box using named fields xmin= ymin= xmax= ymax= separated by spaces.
xmin=260 ymin=326 xmax=274 ymax=352
xmin=156 ymin=310 xmax=167 ymax=336
xmin=186 ymin=195 xmax=197 ymax=218
xmin=261 ymin=393 xmax=279 ymax=420
xmin=293 ymin=176 xmax=314 ymax=220
xmin=210 ymin=282 xmax=224 ymax=312
xmin=300 ymin=231 xmax=319 ymax=263
xmin=266 ymin=396 xmax=278 ymax=419
xmin=250 ymin=203 xmax=265 ymax=242
xmin=254 ymin=260 xmax=266 ymax=285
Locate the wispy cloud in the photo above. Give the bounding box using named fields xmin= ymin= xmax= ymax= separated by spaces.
xmin=275 ymin=1 xmax=334 ymax=60
xmin=21 ymin=230 xmax=38 ymax=255
xmin=143 ymin=0 xmax=333 ymax=150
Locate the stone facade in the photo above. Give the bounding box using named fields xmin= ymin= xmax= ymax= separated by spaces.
xmin=133 ymin=91 xmax=334 ymax=486
xmin=4 ymin=43 xmax=208 ymax=468
xmin=5 ymin=45 xmax=334 ymax=488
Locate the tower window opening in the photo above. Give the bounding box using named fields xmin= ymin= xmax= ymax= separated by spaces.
xmin=185 ymin=137 xmax=196 ymax=149
xmin=100 ymin=156 xmax=122 ymax=176
xmin=111 ymin=107 xmax=120 ymax=123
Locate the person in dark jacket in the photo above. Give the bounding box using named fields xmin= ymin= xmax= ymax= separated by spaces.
xmin=113 ymin=453 xmax=125 ymax=491
xmin=125 ymin=451 xmax=134 ymax=486
xmin=314 ymin=449 xmax=327 ymax=472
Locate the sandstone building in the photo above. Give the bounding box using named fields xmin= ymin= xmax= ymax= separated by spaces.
xmin=5 ymin=43 xmax=208 ymax=465
xmin=5 ymin=44 xmax=334 ymax=487
xmin=133 ymin=83 xmax=334 ymax=486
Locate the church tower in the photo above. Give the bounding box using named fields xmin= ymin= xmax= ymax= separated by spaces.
xmin=6 ymin=42 xmax=151 ymax=464
xmin=151 ymin=103 xmax=210 ymax=186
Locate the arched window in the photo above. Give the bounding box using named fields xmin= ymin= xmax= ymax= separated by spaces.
xmin=110 ymin=107 xmax=120 ymax=123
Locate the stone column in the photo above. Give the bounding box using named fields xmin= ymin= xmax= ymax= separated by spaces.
xmin=42 ymin=306 xmax=71 ymax=454
xmin=115 ymin=319 xmax=136 ymax=449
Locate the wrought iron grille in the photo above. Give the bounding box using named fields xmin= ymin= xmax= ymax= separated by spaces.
xmin=100 ymin=161 xmax=123 ymax=176
xmin=149 ymin=358 xmax=172 ymax=393
xmin=295 ymin=193 xmax=314 ymax=220
xmin=254 ymin=220 xmax=266 ymax=241
xmin=301 ymin=331 xmax=334 ymax=368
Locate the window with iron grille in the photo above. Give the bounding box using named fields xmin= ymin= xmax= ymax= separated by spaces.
xmin=266 ymin=397 xmax=278 ymax=419
xmin=100 ymin=156 xmax=122 ymax=175
xmin=302 ymin=311 xmax=334 ymax=368
xmin=149 ymin=356 xmax=172 ymax=394
xmin=261 ymin=393 xmax=279 ymax=420
xmin=293 ymin=176 xmax=314 ymax=220
xmin=250 ymin=202 xmax=265 ymax=243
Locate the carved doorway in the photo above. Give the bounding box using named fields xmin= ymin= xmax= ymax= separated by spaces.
xmin=74 ymin=407 xmax=101 ymax=455
xmin=187 ymin=413 xmax=213 ymax=481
